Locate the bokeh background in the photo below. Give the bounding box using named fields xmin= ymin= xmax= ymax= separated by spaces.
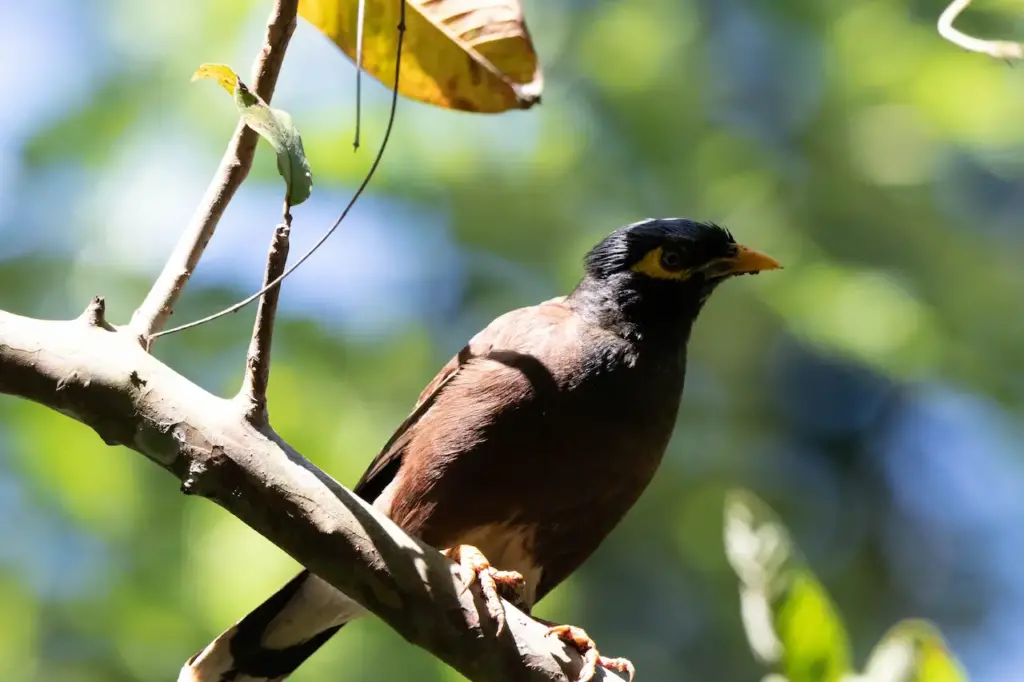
xmin=1 ymin=0 xmax=1022 ymax=680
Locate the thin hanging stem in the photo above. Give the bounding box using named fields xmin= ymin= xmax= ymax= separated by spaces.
xmin=150 ymin=0 xmax=408 ymax=342
xmin=354 ymin=0 xmax=366 ymax=150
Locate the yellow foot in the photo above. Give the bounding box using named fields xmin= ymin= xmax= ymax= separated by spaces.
xmin=443 ymin=544 xmax=526 ymax=636
xmin=547 ymin=624 xmax=635 ymax=682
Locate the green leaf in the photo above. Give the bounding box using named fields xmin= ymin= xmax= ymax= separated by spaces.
xmin=860 ymin=620 xmax=969 ymax=682
xmin=239 ymin=98 xmax=313 ymax=206
xmin=776 ymin=572 xmax=851 ymax=682
xmin=724 ymin=490 xmax=852 ymax=682
xmin=192 ymin=63 xmax=313 ymax=206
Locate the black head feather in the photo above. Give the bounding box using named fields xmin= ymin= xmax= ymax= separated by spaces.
xmin=583 ymin=218 xmax=736 ymax=279
xmin=570 ymin=218 xmax=749 ymax=346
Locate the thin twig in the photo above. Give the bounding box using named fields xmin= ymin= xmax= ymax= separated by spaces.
xmin=237 ymin=214 xmax=291 ymax=427
xmin=938 ymin=0 xmax=1024 ymax=60
xmin=77 ymin=296 xmax=113 ymax=330
xmin=129 ymin=0 xmax=300 ymax=345
xmin=149 ymin=1 xmax=408 ymax=342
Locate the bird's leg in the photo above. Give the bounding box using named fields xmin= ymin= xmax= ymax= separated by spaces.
xmin=537 ymin=619 xmax=635 ymax=682
xmin=443 ymin=544 xmax=527 ymax=636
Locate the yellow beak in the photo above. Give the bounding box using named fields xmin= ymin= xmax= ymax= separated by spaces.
xmin=708 ymin=244 xmax=782 ymax=277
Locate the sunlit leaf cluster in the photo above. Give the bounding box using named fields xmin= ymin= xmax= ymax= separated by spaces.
xmin=725 ymin=491 xmax=969 ymax=682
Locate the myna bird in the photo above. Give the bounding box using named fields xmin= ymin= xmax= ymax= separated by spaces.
xmin=180 ymin=218 xmax=781 ymax=682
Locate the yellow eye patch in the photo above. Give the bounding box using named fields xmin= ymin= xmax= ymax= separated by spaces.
xmin=630 ymin=246 xmax=694 ymax=280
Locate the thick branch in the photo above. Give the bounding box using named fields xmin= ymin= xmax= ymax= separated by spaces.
xmin=0 ymin=307 xmax=626 ymax=682
xmin=129 ymin=0 xmax=299 ymax=341
xmin=237 ymin=221 xmax=291 ymax=426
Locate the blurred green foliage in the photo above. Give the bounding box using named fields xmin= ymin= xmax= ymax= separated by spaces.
xmin=0 ymin=0 xmax=1021 ymax=680
xmin=725 ymin=490 xmax=966 ymax=682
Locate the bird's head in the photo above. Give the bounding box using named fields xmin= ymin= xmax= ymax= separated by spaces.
xmin=575 ymin=218 xmax=781 ymax=339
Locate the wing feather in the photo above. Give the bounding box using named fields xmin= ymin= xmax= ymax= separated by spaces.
xmin=351 ymin=297 xmax=570 ymax=505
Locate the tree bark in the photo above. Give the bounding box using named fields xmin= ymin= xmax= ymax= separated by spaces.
xmin=0 ymin=301 xmax=624 ymax=682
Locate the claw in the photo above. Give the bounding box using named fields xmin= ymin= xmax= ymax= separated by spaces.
xmin=443 ymin=544 xmax=525 ymax=636
xmin=547 ymin=624 xmax=635 ymax=682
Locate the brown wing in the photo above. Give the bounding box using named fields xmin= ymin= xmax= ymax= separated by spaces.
xmin=351 ymin=344 xmax=479 ymax=502
xmin=351 ymin=297 xmax=569 ymax=504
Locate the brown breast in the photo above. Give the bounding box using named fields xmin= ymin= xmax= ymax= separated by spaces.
xmin=378 ymin=298 xmax=687 ymax=608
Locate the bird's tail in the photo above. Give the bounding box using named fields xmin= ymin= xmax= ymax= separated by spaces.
xmin=178 ymin=570 xmax=367 ymax=682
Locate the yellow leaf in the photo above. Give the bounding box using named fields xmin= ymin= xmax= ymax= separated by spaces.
xmin=299 ymin=0 xmax=543 ymax=113
xmin=191 ymin=63 xmax=239 ymax=94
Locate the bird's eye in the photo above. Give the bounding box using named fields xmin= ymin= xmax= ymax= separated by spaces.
xmin=659 ymin=247 xmax=685 ymax=272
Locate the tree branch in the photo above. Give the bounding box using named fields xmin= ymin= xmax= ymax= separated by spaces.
xmin=8 ymin=1 xmax=630 ymax=677
xmin=0 ymin=305 xmax=627 ymax=682
xmin=938 ymin=0 xmax=1024 ymax=60
xmin=237 ymin=220 xmax=291 ymax=426
xmin=129 ymin=0 xmax=300 ymax=343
